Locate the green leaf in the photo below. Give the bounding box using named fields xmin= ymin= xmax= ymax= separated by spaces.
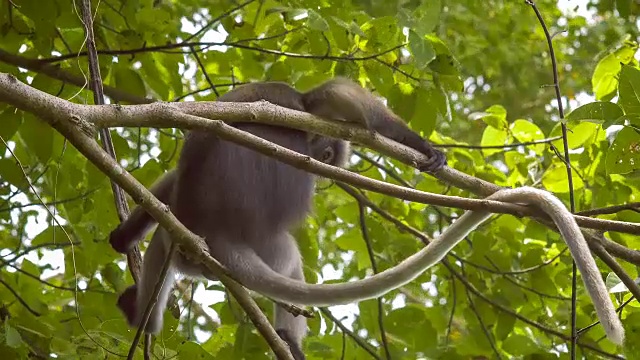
xmin=4 ymin=322 xmax=23 ymax=348
xmin=202 ymin=324 xmax=236 ymax=355
xmin=592 ymin=41 xmax=638 ymax=100
xmin=307 ymin=10 xmax=330 ymax=32
xmin=31 ymin=226 xmax=72 ymax=246
xmin=605 ymin=126 xmax=640 ymax=175
xmin=617 ymin=0 xmax=632 ymax=18
xmin=410 ymin=87 xmax=446 ymax=135
xmin=334 ymin=229 xmax=371 ymax=271
xmin=481 ymin=126 xmax=508 ymax=157
xmin=495 ymin=312 xmax=516 ymax=341
xmin=618 ymin=65 xmax=640 ymax=116
xmin=565 ymin=101 xmax=625 ymax=128
xmin=542 ymin=163 xmax=585 ymax=192
xmin=19 ymin=113 xmax=54 ymax=163
xmin=550 ymin=122 xmax=599 ymax=151
xmin=409 ymin=31 xmax=436 ymax=69
xmin=0 ymin=158 xmax=29 ymax=191
xmin=385 ymin=305 xmax=437 ymax=352
xmin=510 ymin=119 xmax=545 ymax=154
xmin=177 ymin=341 xmax=216 ymax=359
xmin=113 ymin=66 xmax=147 ymax=98
xmin=102 ymin=262 xmax=125 ymax=291
xmin=503 ymin=334 xmax=539 ymax=356
xmin=470 ymin=104 xmax=508 ymax=129
xmin=413 ymin=0 xmax=441 ymax=36
xmin=0 ymin=109 xmax=22 ymax=150
xmin=428 ymin=54 xmax=459 ymax=76
xmin=362 ymin=17 xmax=400 ymax=48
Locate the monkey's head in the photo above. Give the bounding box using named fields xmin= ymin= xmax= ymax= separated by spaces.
xmin=309 ymin=135 xmax=350 ymax=168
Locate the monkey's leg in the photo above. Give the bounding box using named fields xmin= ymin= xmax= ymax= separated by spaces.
xmin=273 ymin=261 xmax=307 ymax=360
xmin=208 ymin=233 xmax=307 ymax=359
xmin=110 ymin=170 xmax=177 ymax=253
xmin=134 ymin=227 xmax=177 ymax=334
xmin=262 ymin=232 xmax=307 ymax=360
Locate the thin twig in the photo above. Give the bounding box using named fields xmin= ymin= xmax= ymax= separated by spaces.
xmin=0 ymin=278 xmax=41 ymax=316
xmin=80 ymin=0 xmax=144 ymax=287
xmin=525 ymin=2 xmax=577 ymax=353
xmin=318 ymin=308 xmax=381 ymax=359
xmin=435 ymin=135 xmax=563 ymax=149
xmin=189 ymin=45 xmax=219 ymax=97
xmin=461 ymin=266 xmax=501 ymax=359
xmin=183 ymin=0 xmax=256 ymax=42
xmin=577 ymin=203 xmax=640 ymax=216
xmin=357 ymin=202 xmax=392 ymax=360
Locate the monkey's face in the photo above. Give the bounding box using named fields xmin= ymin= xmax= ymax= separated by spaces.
xmin=309 ymin=136 xmax=350 ymax=167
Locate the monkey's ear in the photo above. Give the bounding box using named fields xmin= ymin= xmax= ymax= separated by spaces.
xmin=117 ymin=285 xmax=139 ymax=326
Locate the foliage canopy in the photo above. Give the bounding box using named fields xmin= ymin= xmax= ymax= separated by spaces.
xmin=0 ymin=0 xmax=640 ymax=359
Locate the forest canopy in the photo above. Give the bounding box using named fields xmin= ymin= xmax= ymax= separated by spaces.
xmin=0 ymin=0 xmax=639 ymax=359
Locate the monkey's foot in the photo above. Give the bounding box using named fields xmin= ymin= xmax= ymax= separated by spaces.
xmin=417 ymin=148 xmax=447 ymax=173
xmin=117 ymin=285 xmax=138 ymax=326
xmin=117 ymin=285 xmax=164 ymax=334
xmin=109 ymin=228 xmax=132 ymax=254
xmin=276 ymin=329 xmax=306 ymax=360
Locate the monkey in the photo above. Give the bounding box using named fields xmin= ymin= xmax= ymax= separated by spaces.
xmin=112 ymin=76 xmax=445 ymax=254
xmin=114 ymin=132 xmax=348 ymax=360
xmin=114 ymin=136 xmax=347 ymax=360
xmin=110 ymin=79 xmax=623 ymax=358
xmin=113 ymin=79 xmax=375 ymax=359
xmin=111 ymin=77 xmax=444 ymax=253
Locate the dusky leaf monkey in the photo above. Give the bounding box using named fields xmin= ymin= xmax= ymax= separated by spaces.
xmin=112 ymin=77 xmax=445 ymax=359
xmin=111 ymin=78 xmax=624 ymax=359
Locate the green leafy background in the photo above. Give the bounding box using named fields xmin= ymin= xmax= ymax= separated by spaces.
xmin=0 ymin=0 xmax=640 ymax=359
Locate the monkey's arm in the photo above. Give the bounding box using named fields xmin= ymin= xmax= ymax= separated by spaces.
xmin=302 ymin=78 xmax=446 ymax=172
xmin=216 ymin=187 xmax=624 ymax=345
xmin=109 ymin=170 xmax=176 ymax=253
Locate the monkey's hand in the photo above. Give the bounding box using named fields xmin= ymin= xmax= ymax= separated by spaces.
xmin=417 ymin=145 xmax=447 ymax=173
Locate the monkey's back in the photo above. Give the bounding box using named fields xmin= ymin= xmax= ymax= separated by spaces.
xmin=173 ymin=82 xmax=316 ymax=241
xmin=175 ymin=126 xmax=314 ymax=237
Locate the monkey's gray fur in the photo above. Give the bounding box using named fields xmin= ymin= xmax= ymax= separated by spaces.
xmin=112 ymin=78 xmax=447 ymax=359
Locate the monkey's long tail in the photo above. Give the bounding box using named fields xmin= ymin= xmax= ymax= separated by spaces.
xmin=223 ymin=187 xmax=624 ymax=345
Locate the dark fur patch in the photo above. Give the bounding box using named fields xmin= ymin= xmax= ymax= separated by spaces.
xmin=117 ymin=285 xmax=138 ymax=326
xmin=276 ymin=329 xmax=305 ymax=360
xmin=109 ymin=226 xmax=132 ymax=254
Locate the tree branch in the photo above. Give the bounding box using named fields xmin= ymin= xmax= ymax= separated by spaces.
xmin=0 ymin=73 xmax=294 ymax=360
xmin=0 ymin=49 xmax=153 ymax=104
